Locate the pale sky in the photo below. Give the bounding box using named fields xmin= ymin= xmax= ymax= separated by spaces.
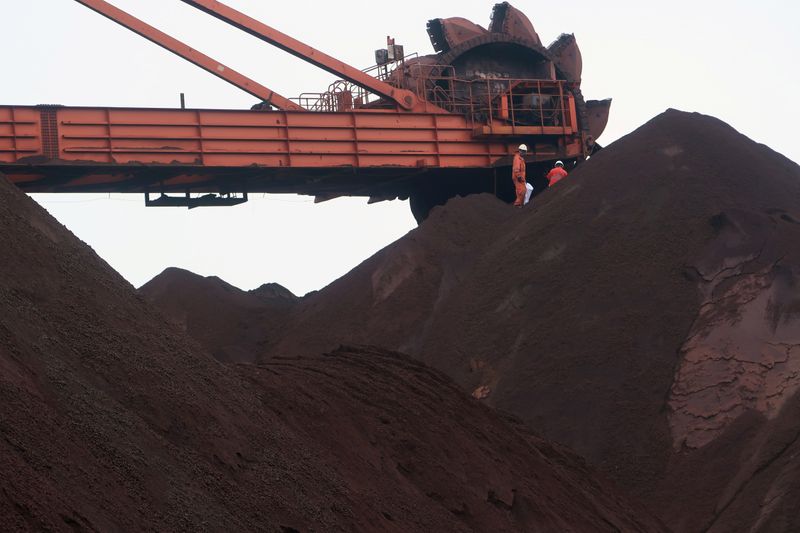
xmin=2 ymin=1 xmax=798 ymax=295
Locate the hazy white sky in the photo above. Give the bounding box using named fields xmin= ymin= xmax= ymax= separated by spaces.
xmin=2 ymin=1 xmax=798 ymax=295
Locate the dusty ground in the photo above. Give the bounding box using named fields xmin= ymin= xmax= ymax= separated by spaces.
xmin=0 ymin=173 xmax=663 ymax=530
xmin=231 ymin=110 xmax=799 ymax=532
xmin=140 ymin=268 xmax=297 ymax=363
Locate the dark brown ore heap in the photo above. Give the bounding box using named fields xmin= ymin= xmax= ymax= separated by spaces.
xmin=0 ymin=176 xmax=663 ymax=530
xmin=265 ymin=109 xmax=800 ymax=532
xmin=140 ymin=268 xmax=297 ymax=363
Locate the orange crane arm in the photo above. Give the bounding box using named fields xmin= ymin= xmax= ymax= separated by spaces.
xmin=180 ymin=0 xmax=420 ymax=111
xmin=74 ymin=0 xmax=303 ymax=111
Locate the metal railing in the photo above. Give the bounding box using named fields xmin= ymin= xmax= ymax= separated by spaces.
xmin=405 ymin=61 xmax=571 ymax=128
xmin=292 ymin=55 xmax=573 ymax=131
xmin=291 ymin=53 xmax=419 ymax=112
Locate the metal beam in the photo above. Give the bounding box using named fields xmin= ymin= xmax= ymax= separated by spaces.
xmin=73 ymin=0 xmax=303 ymax=111
xmin=180 ymin=0 xmax=419 ymax=111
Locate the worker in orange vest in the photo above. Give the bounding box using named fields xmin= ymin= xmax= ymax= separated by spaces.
xmin=512 ymin=144 xmax=528 ymax=207
xmin=546 ymin=160 xmax=568 ymax=187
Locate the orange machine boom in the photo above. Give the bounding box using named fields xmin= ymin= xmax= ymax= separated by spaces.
xmin=0 ymin=0 xmax=610 ymax=220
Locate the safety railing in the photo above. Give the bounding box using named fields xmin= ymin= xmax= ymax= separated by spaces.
xmin=404 ymin=61 xmax=573 ymax=129
xmin=291 ymin=56 xmax=574 ymax=132
xmin=291 ymin=53 xmax=419 ymax=112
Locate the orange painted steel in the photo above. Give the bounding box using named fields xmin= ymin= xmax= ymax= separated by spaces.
xmin=0 ymin=107 xmax=39 ymax=161
xmin=0 ymin=104 xmax=582 ymax=195
xmin=74 ymin=0 xmax=302 ymax=111
xmin=0 ymin=1 xmax=605 ymax=210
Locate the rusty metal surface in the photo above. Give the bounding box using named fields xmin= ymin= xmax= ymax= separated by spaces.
xmin=548 ymin=33 xmax=582 ymax=83
xmin=585 ymin=99 xmax=612 ymax=144
xmin=427 ymin=17 xmax=488 ymax=53
xmin=489 ymin=2 xmax=540 ymax=45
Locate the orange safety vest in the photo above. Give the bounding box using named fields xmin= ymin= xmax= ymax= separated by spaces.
xmin=512 ymin=153 xmax=526 ymax=182
xmin=546 ymin=166 xmax=568 ymax=186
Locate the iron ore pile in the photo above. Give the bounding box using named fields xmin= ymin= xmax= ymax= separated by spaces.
xmin=0 ymin=167 xmax=658 ymax=529
xmin=3 ymin=108 xmax=800 ymax=532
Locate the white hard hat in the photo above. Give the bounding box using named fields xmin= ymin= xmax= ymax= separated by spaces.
xmin=518 ymin=144 xmax=528 ymax=151
xmin=555 ymin=160 xmax=564 ymax=167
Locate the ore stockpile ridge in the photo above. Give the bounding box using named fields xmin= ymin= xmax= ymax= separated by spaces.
xmin=139 ymin=268 xmax=298 ymax=364
xmin=0 ymin=174 xmax=662 ymax=531
xmin=191 ymin=109 xmax=798 ymax=532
